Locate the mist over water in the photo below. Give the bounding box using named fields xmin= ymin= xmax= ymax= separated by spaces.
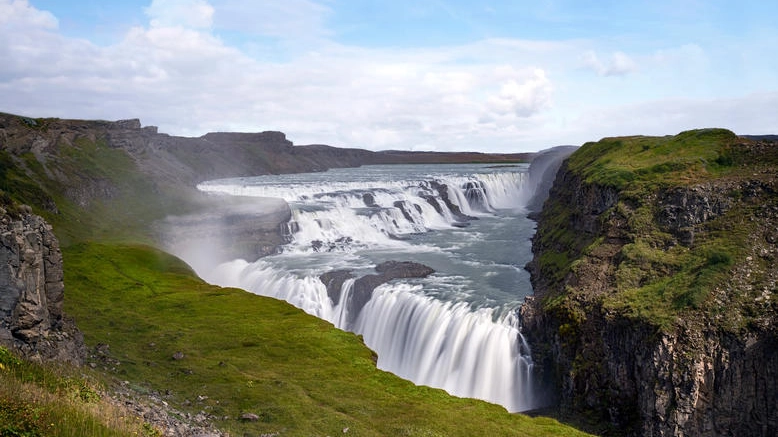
xmin=187 ymin=164 xmax=539 ymax=412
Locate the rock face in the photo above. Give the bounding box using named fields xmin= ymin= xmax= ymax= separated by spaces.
xmin=0 ymin=209 xmax=84 ymax=364
xmin=320 ymin=261 xmax=434 ymax=327
xmin=522 ymin=135 xmax=778 ymax=436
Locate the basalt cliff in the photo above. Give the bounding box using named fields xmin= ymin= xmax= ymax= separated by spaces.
xmin=522 ymin=129 xmax=778 ymax=436
xmin=0 ymin=203 xmax=84 ymax=364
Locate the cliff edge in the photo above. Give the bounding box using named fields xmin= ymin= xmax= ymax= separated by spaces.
xmin=0 ymin=203 xmax=84 ymax=364
xmin=522 ymin=129 xmax=778 ymax=436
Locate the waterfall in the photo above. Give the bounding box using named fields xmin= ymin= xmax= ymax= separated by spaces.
xmin=354 ymin=283 xmax=534 ymax=412
xmin=192 ymin=164 xmax=540 ymax=412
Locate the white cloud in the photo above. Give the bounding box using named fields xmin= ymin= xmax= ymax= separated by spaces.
xmin=0 ymin=0 xmax=57 ymax=29
xmin=487 ymin=69 xmax=552 ymax=117
xmin=0 ymin=0 xmax=775 ymax=153
xmin=581 ymin=50 xmax=637 ymax=76
xmin=554 ymin=91 xmax=778 ymax=144
xmin=145 ymin=0 xmax=215 ymax=29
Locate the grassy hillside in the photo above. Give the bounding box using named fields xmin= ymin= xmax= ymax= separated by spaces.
xmin=534 ymin=128 xmax=778 ymax=330
xmin=0 ymin=113 xmax=591 ymax=436
xmin=60 ymin=243 xmax=591 ymax=436
xmin=0 ymin=346 xmax=157 ymax=436
xmin=0 ymin=123 xmax=190 ymax=245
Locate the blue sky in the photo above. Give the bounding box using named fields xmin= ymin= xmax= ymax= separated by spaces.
xmin=2 ymin=0 xmax=777 ymax=152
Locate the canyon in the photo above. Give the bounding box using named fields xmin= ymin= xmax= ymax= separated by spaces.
xmin=2 ymin=112 xmax=777 ymax=436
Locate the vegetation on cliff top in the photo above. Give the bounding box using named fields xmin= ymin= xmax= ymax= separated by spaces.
xmin=567 ymin=128 xmax=740 ymax=188
xmin=535 ymin=128 xmax=778 ymax=331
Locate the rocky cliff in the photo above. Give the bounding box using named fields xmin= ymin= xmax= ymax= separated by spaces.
xmin=0 ymin=112 xmax=530 ymax=247
xmin=0 ymin=205 xmax=84 ymax=364
xmin=522 ymin=130 xmax=778 ymax=436
xmin=1 ymin=113 xmax=530 ymax=193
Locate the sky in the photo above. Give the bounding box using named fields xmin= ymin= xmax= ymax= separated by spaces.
xmin=1 ymin=0 xmax=777 ymax=152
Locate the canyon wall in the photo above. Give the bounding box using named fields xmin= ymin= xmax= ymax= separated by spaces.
xmin=522 ymin=131 xmax=778 ymax=436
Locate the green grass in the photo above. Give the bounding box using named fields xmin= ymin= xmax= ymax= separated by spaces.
xmin=63 ymin=242 xmax=593 ymax=437
xmin=0 ymin=347 xmax=158 ymax=437
xmin=567 ymin=128 xmax=739 ymax=189
xmin=536 ymin=129 xmax=764 ymax=330
xmin=3 ymin=133 xmax=198 ymax=246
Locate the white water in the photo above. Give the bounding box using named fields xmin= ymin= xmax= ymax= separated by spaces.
xmin=193 ymin=164 xmax=539 ymax=412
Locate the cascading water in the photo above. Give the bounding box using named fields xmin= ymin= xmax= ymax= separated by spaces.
xmin=193 ymin=164 xmax=539 ymax=412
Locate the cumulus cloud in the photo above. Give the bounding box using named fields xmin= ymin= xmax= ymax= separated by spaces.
xmin=581 ymin=50 xmax=637 ymax=76
xmin=0 ymin=0 xmax=57 ymax=29
xmin=487 ymin=68 xmax=552 ymax=117
xmin=1 ymin=0 xmax=775 ymax=153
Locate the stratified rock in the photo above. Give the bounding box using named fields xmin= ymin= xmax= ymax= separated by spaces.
xmin=0 ymin=210 xmax=84 ymax=364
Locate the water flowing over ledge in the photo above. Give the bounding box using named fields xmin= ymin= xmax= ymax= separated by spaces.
xmin=189 ymin=164 xmax=540 ymax=412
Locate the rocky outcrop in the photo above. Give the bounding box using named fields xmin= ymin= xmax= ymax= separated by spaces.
xmin=319 ymin=269 xmax=354 ymax=306
xmin=427 ymin=180 xmax=477 ymax=223
xmin=320 ymin=261 xmax=434 ymax=327
xmin=347 ymin=261 xmax=434 ymax=326
xmin=0 ymin=208 xmax=84 ymax=364
xmin=522 ymin=136 xmax=778 ymax=436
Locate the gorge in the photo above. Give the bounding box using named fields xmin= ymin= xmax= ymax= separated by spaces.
xmin=1 ymin=112 xmax=777 ymax=436
xmin=167 ymin=164 xmax=542 ymax=412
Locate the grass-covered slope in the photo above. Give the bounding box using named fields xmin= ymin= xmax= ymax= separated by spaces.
xmin=0 ymin=116 xmax=191 ymax=245
xmin=62 ymin=243 xmax=591 ymax=437
xmin=0 ymin=346 xmax=158 ymax=437
xmin=534 ymin=128 xmax=777 ymax=329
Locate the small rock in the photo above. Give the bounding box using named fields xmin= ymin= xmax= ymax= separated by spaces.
xmin=239 ymin=412 xmax=259 ymax=422
xmin=172 ymin=351 xmax=185 ymax=360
